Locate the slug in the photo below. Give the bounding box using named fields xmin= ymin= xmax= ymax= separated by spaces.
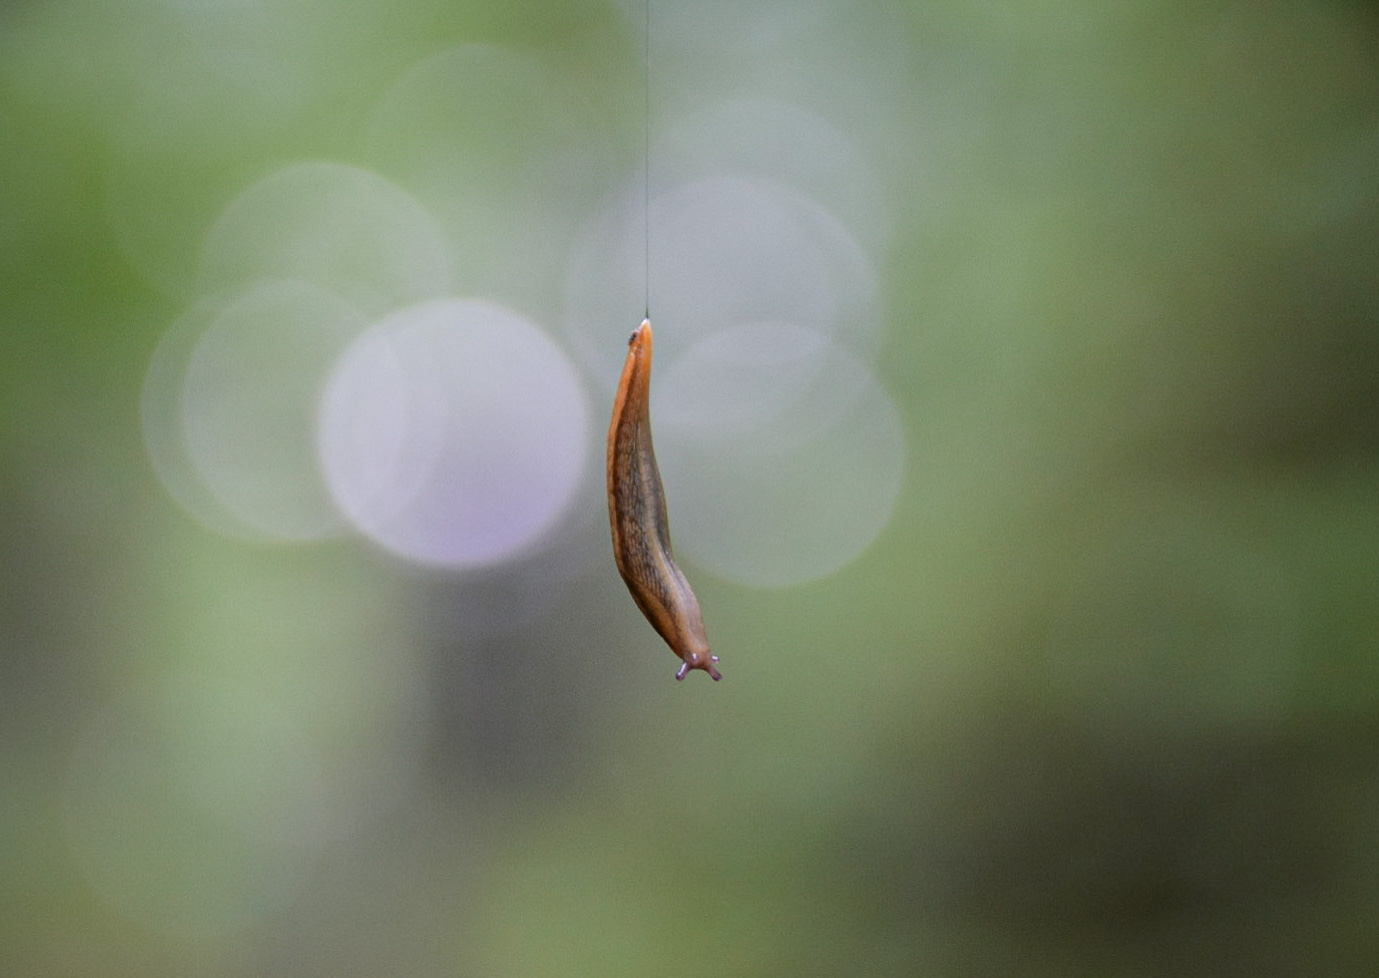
xmin=607 ymin=319 xmax=721 ymax=681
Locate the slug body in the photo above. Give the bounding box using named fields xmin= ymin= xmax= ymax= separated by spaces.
xmin=607 ymin=320 xmax=721 ymax=680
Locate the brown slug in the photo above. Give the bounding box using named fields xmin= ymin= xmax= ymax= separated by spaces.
xmin=607 ymin=319 xmax=721 ymax=681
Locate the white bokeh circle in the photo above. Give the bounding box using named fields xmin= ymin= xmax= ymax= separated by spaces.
xmin=196 ymin=161 xmax=456 ymax=315
xmin=143 ymin=280 xmax=368 ymax=541
xmin=363 ymin=44 xmax=606 ymax=319
xmin=565 ymin=174 xmax=881 ymax=390
xmin=659 ymin=98 xmax=892 ymax=256
xmin=654 ymin=323 xmax=906 ymax=588
xmin=180 ymin=280 xmax=367 ymax=540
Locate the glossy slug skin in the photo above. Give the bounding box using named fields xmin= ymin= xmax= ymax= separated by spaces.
xmin=607 ymin=320 xmax=721 ymax=681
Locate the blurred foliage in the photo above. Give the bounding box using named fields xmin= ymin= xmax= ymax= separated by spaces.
xmin=3 ymin=0 xmax=1379 ymax=976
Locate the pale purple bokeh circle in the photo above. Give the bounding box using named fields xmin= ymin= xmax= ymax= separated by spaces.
xmin=318 ymin=300 xmax=590 ymax=568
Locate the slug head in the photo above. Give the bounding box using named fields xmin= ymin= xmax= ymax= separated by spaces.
xmin=675 ymin=650 xmax=722 ymax=681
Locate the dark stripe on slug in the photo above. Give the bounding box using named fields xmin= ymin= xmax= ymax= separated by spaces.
xmin=607 ymin=320 xmax=721 ymax=681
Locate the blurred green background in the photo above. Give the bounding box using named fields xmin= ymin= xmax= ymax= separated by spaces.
xmin=4 ymin=0 xmax=1379 ymax=975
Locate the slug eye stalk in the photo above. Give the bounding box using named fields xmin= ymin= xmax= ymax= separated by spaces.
xmin=676 ymin=654 xmax=721 ymax=682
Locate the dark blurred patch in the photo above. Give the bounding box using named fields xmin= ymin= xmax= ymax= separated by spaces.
xmin=0 ymin=480 xmax=60 ymax=685
xmin=0 ymin=459 xmax=112 ymax=719
xmin=1188 ymin=216 xmax=1379 ymax=469
xmin=420 ymin=570 xmax=630 ymax=799
xmin=843 ymin=709 xmax=1379 ymax=966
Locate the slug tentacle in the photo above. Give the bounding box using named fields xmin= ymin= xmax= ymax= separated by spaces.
xmin=607 ymin=320 xmax=720 ymax=681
